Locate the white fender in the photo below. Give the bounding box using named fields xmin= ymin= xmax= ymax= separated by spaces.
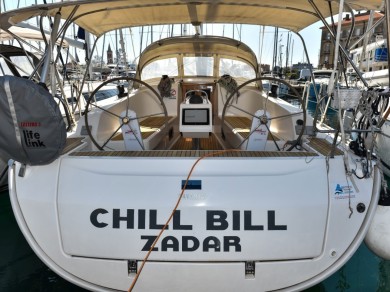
xmin=365 ymin=204 xmax=390 ymax=260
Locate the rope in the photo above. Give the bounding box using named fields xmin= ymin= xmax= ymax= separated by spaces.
xmin=128 ymin=149 xmax=242 ymax=291
xmin=352 ymin=90 xmax=389 ymax=196
xmin=351 ymin=90 xmax=379 ymax=158
xmin=334 ymin=92 xmax=355 ymax=218
xmin=217 ymin=74 xmax=239 ymax=103
xmin=157 ymin=75 xmax=172 ymax=98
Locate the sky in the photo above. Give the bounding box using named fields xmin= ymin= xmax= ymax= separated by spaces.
xmin=1 ymin=0 xmax=324 ymax=68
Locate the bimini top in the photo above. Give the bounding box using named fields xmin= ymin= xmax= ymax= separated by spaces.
xmin=0 ymin=26 xmax=69 ymax=48
xmin=0 ymin=0 xmax=383 ymax=36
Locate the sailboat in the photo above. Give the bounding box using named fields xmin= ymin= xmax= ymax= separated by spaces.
xmin=347 ymin=36 xmax=388 ymax=87
xmin=0 ymin=1 xmax=388 ymax=291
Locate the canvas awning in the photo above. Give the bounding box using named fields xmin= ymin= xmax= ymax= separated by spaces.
xmin=0 ymin=26 xmax=70 ymax=48
xmin=0 ymin=0 xmax=384 ymax=37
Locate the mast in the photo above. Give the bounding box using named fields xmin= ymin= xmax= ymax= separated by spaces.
xmin=129 ymin=28 xmax=136 ymax=64
xmin=279 ymin=43 xmax=284 ymax=72
xmin=139 ymin=26 xmax=144 ymax=59
xmin=285 ymin=32 xmax=290 ymax=71
xmin=290 ymin=39 xmax=294 ymax=68
xmin=85 ymin=30 xmax=93 ymax=79
xmin=100 ymin=33 xmax=106 ymax=76
xmin=272 ymin=27 xmax=278 ymax=73
xmin=119 ymin=29 xmax=126 ymax=66
xmin=119 ymin=28 xmax=129 ymax=75
xmin=258 ymin=26 xmax=265 ymax=74
xmin=278 ymin=33 xmax=284 ymax=74
xmin=115 ymin=29 xmax=119 ymax=74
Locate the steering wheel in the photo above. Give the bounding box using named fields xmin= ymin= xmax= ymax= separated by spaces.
xmin=221 ymin=76 xmax=306 ymax=151
xmin=84 ymin=77 xmax=169 ymax=150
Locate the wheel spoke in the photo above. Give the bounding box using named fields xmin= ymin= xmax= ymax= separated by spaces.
xmin=228 ymin=103 xmax=259 ymax=119
xmin=235 ymin=122 xmax=262 ymax=149
xmin=268 ymin=111 xmax=303 ymax=121
xmin=129 ymin=111 xmax=166 ymax=121
xmin=101 ymin=122 xmax=123 ymax=149
xmin=87 ymin=102 xmax=121 ymax=119
xmin=123 ymin=122 xmax=145 ymax=150
xmin=125 ymin=87 xmax=131 ymax=117
xmin=264 ymin=123 xmax=280 ymax=151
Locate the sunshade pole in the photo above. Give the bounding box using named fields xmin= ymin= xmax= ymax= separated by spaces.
xmin=74 ymin=34 xmax=101 ymax=114
xmin=294 ymin=31 xmax=320 ymax=134
xmin=40 ymin=12 xmax=61 ymax=85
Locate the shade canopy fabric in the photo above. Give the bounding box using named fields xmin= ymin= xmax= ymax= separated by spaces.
xmin=0 ymin=26 xmax=70 ymax=48
xmin=0 ymin=0 xmax=384 ymax=36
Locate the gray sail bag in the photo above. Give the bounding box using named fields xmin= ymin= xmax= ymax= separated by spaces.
xmin=0 ymin=76 xmax=66 ymax=165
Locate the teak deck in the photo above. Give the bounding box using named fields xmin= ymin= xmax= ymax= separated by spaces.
xmin=63 ymin=118 xmax=343 ymax=158
xmin=69 ymin=150 xmax=318 ymax=158
xmin=308 ymin=137 xmax=344 ymax=156
xmin=224 ymin=116 xmax=252 ymax=139
xmin=170 ymin=134 xmax=223 ymax=150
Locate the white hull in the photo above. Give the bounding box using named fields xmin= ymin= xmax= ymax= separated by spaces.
xmin=9 ymin=140 xmax=381 ymax=291
xmin=349 ymin=38 xmax=389 ymax=88
xmin=363 ymin=70 xmax=389 ymax=88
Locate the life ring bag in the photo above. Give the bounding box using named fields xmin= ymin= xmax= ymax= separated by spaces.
xmin=0 ymin=76 xmax=66 ymax=165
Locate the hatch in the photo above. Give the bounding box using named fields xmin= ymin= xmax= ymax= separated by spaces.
xmin=57 ymin=155 xmax=328 ymax=262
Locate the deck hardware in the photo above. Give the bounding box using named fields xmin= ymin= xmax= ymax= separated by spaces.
xmin=80 ymin=125 xmax=92 ymax=136
xmin=357 ymin=203 xmax=366 ymax=213
xmin=128 ymin=260 xmax=137 ymax=274
xmin=245 ymin=261 xmax=255 ymax=279
xmin=18 ymin=164 xmax=26 ymax=177
xmin=169 ymin=127 xmax=174 ymax=140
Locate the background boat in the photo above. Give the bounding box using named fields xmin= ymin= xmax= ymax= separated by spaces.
xmin=348 ymin=36 xmax=389 ymax=88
